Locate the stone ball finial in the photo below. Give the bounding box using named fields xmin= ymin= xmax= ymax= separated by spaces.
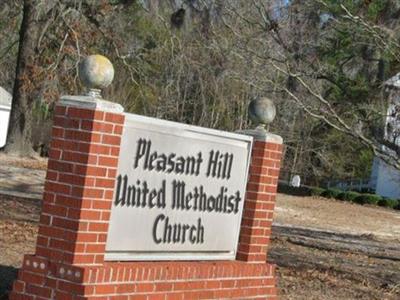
xmin=79 ymin=55 xmax=114 ymax=97
xmin=248 ymin=97 xmax=276 ymax=129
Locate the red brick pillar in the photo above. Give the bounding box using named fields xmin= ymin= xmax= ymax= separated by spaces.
xmin=10 ymin=96 xmax=124 ymax=299
xmin=237 ymin=132 xmax=283 ymax=263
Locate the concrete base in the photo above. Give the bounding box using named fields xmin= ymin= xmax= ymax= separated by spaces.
xmin=237 ymin=127 xmax=283 ymax=144
xmin=60 ymin=96 xmax=123 ymax=114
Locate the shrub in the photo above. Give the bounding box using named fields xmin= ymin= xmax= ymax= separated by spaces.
xmin=277 ymin=184 xmax=312 ymax=196
xmin=378 ymin=198 xmax=398 ymax=209
xmin=321 ymin=188 xmax=342 ymax=199
xmin=359 ymin=188 xmax=375 ymax=194
xmin=364 ymin=194 xmax=382 ymax=205
xmin=337 ymin=191 xmax=360 ymax=201
xmin=354 ymin=194 xmax=382 ymax=205
xmin=310 ymin=187 xmax=325 ymax=196
xmin=353 ymin=195 xmax=365 ymax=204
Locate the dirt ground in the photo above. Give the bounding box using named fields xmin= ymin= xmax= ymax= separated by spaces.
xmin=0 ymin=195 xmax=39 ymax=297
xmin=0 ymin=153 xmax=47 ymax=171
xmin=273 ymin=194 xmax=400 ymax=299
xmin=0 ymin=191 xmax=399 ymax=299
xmin=0 ymin=156 xmax=399 ymax=299
xmin=275 ymin=194 xmax=400 ymax=241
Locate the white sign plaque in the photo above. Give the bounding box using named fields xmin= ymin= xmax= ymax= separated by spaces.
xmin=105 ymin=113 xmax=252 ymax=261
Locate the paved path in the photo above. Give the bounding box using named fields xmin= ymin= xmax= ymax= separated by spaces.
xmin=0 ymin=165 xmax=45 ymax=199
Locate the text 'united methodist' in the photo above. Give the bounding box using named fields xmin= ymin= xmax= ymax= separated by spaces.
xmin=114 ymin=138 xmax=242 ymax=245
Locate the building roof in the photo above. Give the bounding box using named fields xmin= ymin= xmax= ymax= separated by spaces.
xmin=385 ymin=73 xmax=400 ymax=88
xmin=0 ymin=86 xmax=12 ymax=107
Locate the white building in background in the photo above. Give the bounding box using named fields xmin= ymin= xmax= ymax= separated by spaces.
xmin=0 ymin=86 xmax=12 ymax=148
xmin=369 ymin=74 xmax=400 ymax=199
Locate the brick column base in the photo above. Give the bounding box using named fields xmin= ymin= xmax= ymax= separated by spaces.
xmin=12 ymin=258 xmax=276 ymax=299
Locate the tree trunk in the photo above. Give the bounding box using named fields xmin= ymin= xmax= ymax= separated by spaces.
xmin=5 ymin=0 xmax=45 ymax=156
xmin=148 ymin=0 xmax=160 ymax=15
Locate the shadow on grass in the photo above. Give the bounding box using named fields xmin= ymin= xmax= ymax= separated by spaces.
xmin=0 ymin=265 xmax=18 ymax=300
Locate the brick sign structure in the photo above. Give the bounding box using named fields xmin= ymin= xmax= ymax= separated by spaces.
xmin=105 ymin=113 xmax=253 ymax=262
xmin=10 ymin=81 xmax=283 ymax=299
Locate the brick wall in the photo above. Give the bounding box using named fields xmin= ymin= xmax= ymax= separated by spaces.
xmin=237 ymin=141 xmax=283 ymax=263
xmin=10 ymin=100 xmax=283 ymax=299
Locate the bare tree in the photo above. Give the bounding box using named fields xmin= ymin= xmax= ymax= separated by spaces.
xmin=5 ymin=0 xmax=55 ymax=155
xmin=220 ymin=0 xmax=400 ymax=171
